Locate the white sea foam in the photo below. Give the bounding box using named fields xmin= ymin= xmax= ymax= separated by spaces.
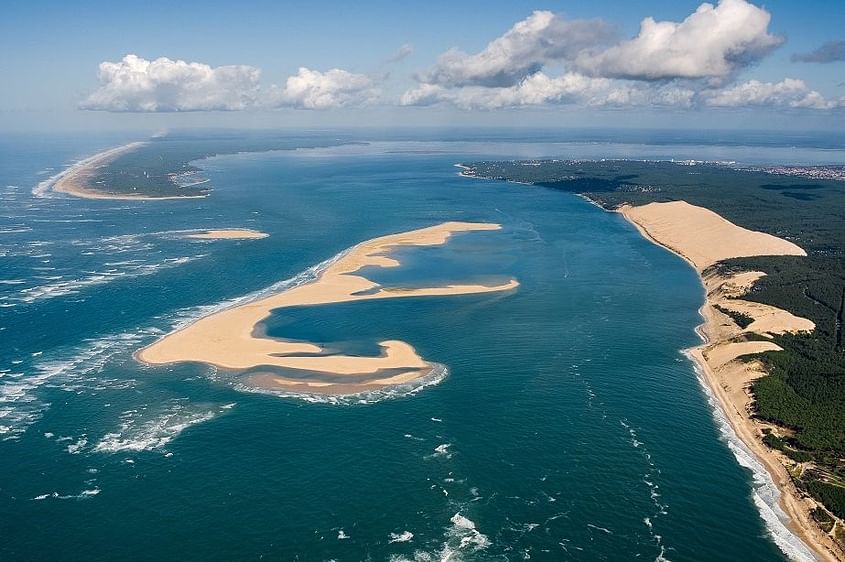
xmin=620 ymin=418 xmax=670 ymax=559
xmin=390 ymin=512 xmax=490 ymax=562
xmin=688 ymin=354 xmax=818 ymax=562
xmin=94 ymin=400 xmax=219 ymax=453
xmin=66 ymin=436 xmax=87 ymax=454
xmin=0 ymin=332 xmax=143 ymax=440
xmin=430 ymin=443 xmax=452 ymax=459
xmin=31 ymin=487 xmax=101 ymax=501
xmin=586 ymin=523 xmax=613 ymax=535
xmin=448 ymin=513 xmax=491 ymax=552
xmin=14 ymin=256 xmax=197 ymax=304
xmin=389 ymin=531 xmax=415 ymax=543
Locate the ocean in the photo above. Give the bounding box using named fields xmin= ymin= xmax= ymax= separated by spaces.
xmin=1 ymin=130 xmax=843 ymax=561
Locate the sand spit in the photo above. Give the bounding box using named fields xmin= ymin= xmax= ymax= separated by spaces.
xmin=51 ymin=142 xmax=207 ymax=201
xmin=183 ymin=229 xmax=269 ymax=240
xmin=621 ymin=200 xmax=841 ymax=561
xmin=137 ymin=222 xmax=518 ymax=394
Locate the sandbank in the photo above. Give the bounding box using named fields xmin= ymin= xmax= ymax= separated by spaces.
xmin=620 ymin=200 xmax=840 ymax=561
xmin=137 ymin=221 xmax=518 ymax=394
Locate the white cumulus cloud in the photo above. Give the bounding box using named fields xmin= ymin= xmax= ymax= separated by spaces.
xmin=704 ymin=78 xmax=844 ymax=109
xmin=577 ymin=0 xmax=783 ymax=81
xmin=419 ymin=10 xmax=614 ymax=88
xmin=401 ymin=0 xmax=800 ymax=111
xmin=593 ymin=85 xmax=697 ymax=108
xmin=80 ymin=54 xmax=261 ymax=112
xmin=402 ymin=72 xmax=611 ymax=110
xmin=268 ymin=67 xmax=380 ymax=109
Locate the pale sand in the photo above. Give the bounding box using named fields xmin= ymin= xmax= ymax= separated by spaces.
xmin=184 ymin=229 xmax=269 ymax=240
xmin=717 ymin=298 xmax=816 ymax=336
xmin=621 ymin=201 xmax=806 ymax=272
xmin=703 ymin=340 xmax=783 ymax=369
xmin=52 ymin=141 xmax=207 ymax=201
xmin=621 ymin=201 xmax=842 ymax=561
xmin=137 ymin=222 xmax=518 ymax=391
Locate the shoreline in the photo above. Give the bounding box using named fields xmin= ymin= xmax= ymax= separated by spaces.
xmin=48 ymin=141 xmax=208 ymax=201
xmin=615 ymin=202 xmax=842 ymax=562
xmin=136 ymin=221 xmax=518 ymax=395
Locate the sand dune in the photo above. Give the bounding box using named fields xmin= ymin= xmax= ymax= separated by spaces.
xmin=704 ymin=341 xmax=783 ymax=369
xmin=717 ymin=298 xmax=816 ymax=336
xmin=621 ymin=201 xmax=806 ymax=272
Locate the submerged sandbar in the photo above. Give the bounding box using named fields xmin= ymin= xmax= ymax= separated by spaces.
xmin=184 ymin=229 xmax=269 ymax=240
xmin=137 ymin=221 xmax=518 ymax=394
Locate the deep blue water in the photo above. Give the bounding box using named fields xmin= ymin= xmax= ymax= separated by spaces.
xmin=2 ymin=131 xmax=842 ymax=561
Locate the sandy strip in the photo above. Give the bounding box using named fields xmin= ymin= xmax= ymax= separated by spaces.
xmin=51 ymin=142 xmax=207 ymax=200
xmin=184 ymin=229 xmax=269 ymax=240
xmin=620 ymin=200 xmax=841 ymax=561
xmin=137 ymin=222 xmax=518 ymax=391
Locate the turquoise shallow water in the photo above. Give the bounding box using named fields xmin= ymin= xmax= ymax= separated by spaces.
xmin=3 ymin=131 xmax=841 ymax=560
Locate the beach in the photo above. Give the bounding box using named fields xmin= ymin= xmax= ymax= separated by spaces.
xmin=50 ymin=142 xmax=207 ymax=200
xmin=620 ymin=201 xmax=842 ymax=562
xmin=137 ymin=221 xmax=518 ymax=394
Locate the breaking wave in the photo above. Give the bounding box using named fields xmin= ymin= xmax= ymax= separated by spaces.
xmin=13 ymin=256 xmax=197 ymax=304
xmin=94 ymin=400 xmax=223 ymax=454
xmin=620 ymin=418 xmax=671 ymax=561
xmin=687 ymin=351 xmax=817 ymax=562
xmin=31 ymin=488 xmax=101 ymax=501
xmin=389 ymin=511 xmax=491 ymax=562
xmin=0 ymin=332 xmax=145 ymax=441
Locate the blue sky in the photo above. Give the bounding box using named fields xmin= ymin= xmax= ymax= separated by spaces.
xmin=1 ymin=0 xmax=843 ymax=131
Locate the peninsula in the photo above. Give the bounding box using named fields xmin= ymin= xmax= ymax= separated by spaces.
xmin=42 ymin=133 xmax=357 ymax=201
xmin=50 ymin=142 xmax=209 ymax=200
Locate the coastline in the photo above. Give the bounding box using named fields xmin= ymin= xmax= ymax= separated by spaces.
xmin=49 ymin=141 xmax=208 ymax=201
xmin=615 ymin=202 xmax=842 ymax=562
xmin=136 ymin=221 xmax=518 ymax=395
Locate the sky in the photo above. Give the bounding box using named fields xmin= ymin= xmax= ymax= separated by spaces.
xmin=1 ymin=0 xmax=844 ymax=132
